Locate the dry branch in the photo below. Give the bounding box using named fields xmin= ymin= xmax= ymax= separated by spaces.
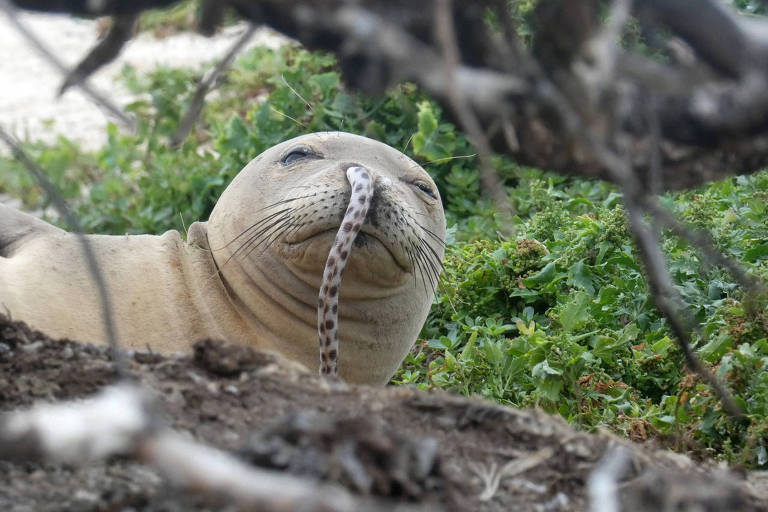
xmin=171 ymin=23 xmax=258 ymax=146
xmin=12 ymin=0 xmax=768 ymax=190
xmin=0 ymin=384 xmax=371 ymax=511
xmin=0 ymin=126 xmax=129 ymax=378
xmin=0 ymin=0 xmax=135 ymax=130
xmin=58 ymin=12 xmax=138 ymax=96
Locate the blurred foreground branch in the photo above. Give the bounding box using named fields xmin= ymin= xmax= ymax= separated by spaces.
xmin=12 ymin=0 xmax=768 ymax=190
xmin=0 ymin=384 xmax=377 ymax=511
xmin=0 ymin=0 xmax=135 ymax=130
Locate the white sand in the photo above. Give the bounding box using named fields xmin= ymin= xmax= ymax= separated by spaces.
xmin=0 ymin=11 xmax=286 ymax=151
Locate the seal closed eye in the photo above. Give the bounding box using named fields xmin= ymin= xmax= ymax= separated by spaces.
xmin=0 ymin=132 xmax=446 ymax=386
xmin=281 ymin=145 xmax=318 ymax=165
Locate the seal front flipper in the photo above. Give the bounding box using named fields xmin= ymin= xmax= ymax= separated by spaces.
xmin=0 ymin=203 xmax=64 ymax=258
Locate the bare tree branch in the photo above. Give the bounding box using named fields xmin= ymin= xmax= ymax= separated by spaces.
xmin=11 ymin=0 xmax=768 ymax=190
xmin=624 ymin=192 xmax=744 ymax=420
xmin=58 ymin=13 xmax=138 ymax=96
xmin=0 ymin=126 xmax=130 ymax=378
xmin=434 ymin=0 xmax=514 ymax=235
xmin=0 ymin=385 xmax=370 ymax=511
xmin=0 ymin=0 xmax=136 ymax=130
xmin=170 ymin=23 xmax=257 ymax=147
xmin=639 ymin=0 xmax=750 ymax=79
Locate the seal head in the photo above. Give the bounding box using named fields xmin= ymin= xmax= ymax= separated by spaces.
xmin=207 ymin=132 xmax=446 ymax=384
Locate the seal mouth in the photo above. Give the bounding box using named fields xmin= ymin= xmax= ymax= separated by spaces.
xmin=285 ymin=226 xmax=411 ymax=273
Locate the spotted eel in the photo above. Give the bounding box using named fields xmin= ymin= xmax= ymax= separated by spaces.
xmin=317 ymin=165 xmax=373 ymax=376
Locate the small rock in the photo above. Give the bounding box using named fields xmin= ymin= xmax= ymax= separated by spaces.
xmin=20 ymin=341 xmax=43 ymax=353
xmin=60 ymin=346 xmax=74 ymax=359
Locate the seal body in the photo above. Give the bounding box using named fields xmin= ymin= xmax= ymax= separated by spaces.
xmin=0 ymin=132 xmax=446 ymax=385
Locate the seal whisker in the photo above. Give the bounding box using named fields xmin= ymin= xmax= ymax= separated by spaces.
xmin=413 ymin=219 xmax=447 ymax=248
xmin=256 ymin=193 xmax=316 ymax=212
xmin=213 ymin=208 xmax=292 ymax=251
xmin=230 ymin=215 xmax=291 ymax=257
xmin=417 ymin=237 xmax=450 ymax=298
xmin=409 ymin=241 xmax=430 ymax=295
xmin=413 ymin=241 xmax=440 ymax=293
xmin=237 ymin=216 xmax=294 ymax=261
xmin=405 ymin=243 xmax=423 ymax=290
xmin=404 ymin=247 xmax=418 ymax=288
xmin=227 ymin=214 xmax=292 ymax=264
xmin=415 ymin=236 xmax=444 ymax=293
xmin=259 ymin=218 xmax=299 ymax=254
xmin=416 ymin=242 xmax=440 ymax=286
xmin=420 ymin=241 xmax=445 ymax=294
xmin=419 ymin=237 xmax=446 ymax=274
xmin=281 ymin=221 xmax=306 ymax=242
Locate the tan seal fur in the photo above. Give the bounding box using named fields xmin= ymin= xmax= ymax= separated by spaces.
xmin=0 ymin=132 xmax=446 ymax=385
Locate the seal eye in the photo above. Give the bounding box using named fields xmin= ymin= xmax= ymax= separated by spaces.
xmin=281 ymin=146 xmax=315 ymax=165
xmin=412 ymin=180 xmax=437 ymax=200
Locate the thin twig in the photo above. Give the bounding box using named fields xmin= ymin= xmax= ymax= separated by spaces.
xmin=0 ymin=0 xmax=135 ymax=131
xmin=58 ymin=13 xmax=138 ymax=96
xmin=573 ymin=0 xmax=632 ymax=103
xmin=0 ymin=126 xmax=130 ymax=379
xmin=519 ymin=21 xmax=748 ymax=419
xmin=642 ymin=196 xmax=764 ymax=295
xmin=474 ymin=446 xmax=555 ymax=501
xmin=579 ymin=129 xmax=745 ymax=419
xmin=170 ymin=24 xmax=257 ymax=147
xmin=434 ymin=0 xmax=515 ymax=237
xmin=623 ymin=191 xmax=744 ymax=419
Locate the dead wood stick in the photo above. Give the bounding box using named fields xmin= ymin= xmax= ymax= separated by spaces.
xmin=58 ymin=13 xmax=138 ymax=96
xmin=0 ymin=384 xmax=362 ymax=511
xmin=434 ymin=0 xmax=515 ymax=236
xmin=0 ymin=125 xmax=129 ymax=378
xmin=0 ymin=0 xmax=135 ymax=130
xmin=170 ymin=23 xmax=257 ymax=147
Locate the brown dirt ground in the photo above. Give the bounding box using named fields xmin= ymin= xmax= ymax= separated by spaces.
xmin=1 ymin=314 xmax=767 ymax=512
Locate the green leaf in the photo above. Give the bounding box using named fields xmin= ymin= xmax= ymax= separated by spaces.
xmin=522 ymin=261 xmax=557 ymax=287
xmin=567 ymin=260 xmax=595 ymax=295
xmin=532 ymin=360 xmax=563 ymax=401
xmin=651 ymin=336 xmax=673 ymax=356
xmin=560 ymin=291 xmax=592 ymax=331
xmin=411 ymin=101 xmax=456 ymax=161
xmin=745 ymin=242 xmax=768 ymax=262
xmin=698 ymin=333 xmax=733 ymax=363
xmin=307 ymin=72 xmax=340 ymax=97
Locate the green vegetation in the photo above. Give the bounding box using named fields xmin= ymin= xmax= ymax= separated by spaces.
xmin=137 ymin=1 xmax=199 ymax=37
xmin=1 ymin=43 xmax=767 ymax=467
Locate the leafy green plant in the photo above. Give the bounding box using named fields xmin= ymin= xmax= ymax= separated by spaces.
xmin=397 ymin=166 xmax=768 ymax=466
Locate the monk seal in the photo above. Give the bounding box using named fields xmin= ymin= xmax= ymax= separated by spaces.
xmin=0 ymin=132 xmax=446 ymax=385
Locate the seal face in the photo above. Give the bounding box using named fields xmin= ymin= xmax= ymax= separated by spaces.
xmin=207 ymin=132 xmax=446 ymax=384
xmin=0 ymin=132 xmax=446 ymax=385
